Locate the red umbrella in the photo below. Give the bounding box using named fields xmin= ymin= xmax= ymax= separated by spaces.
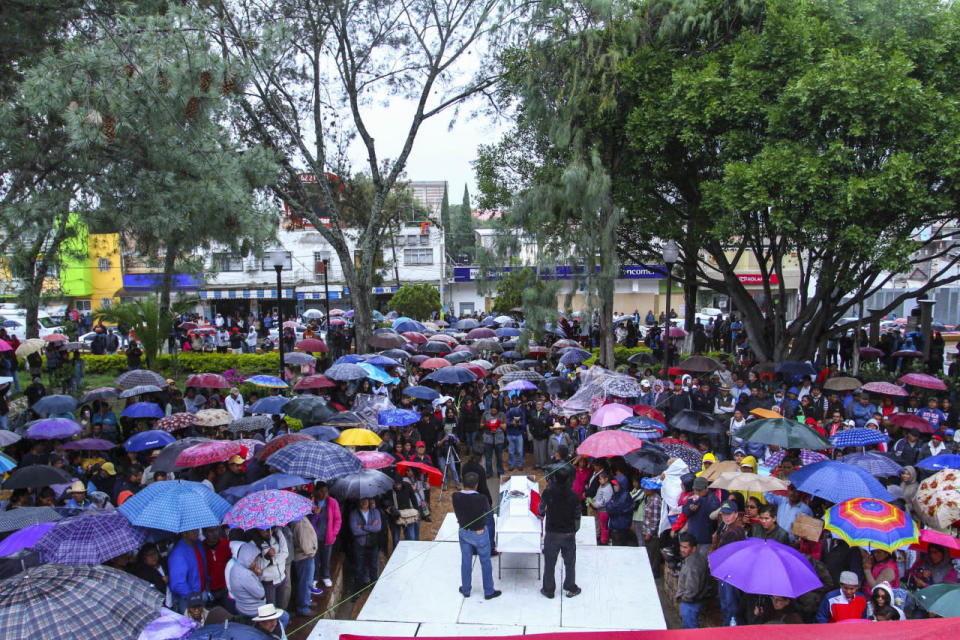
xmin=456 ymin=362 xmax=488 ymax=378
xmin=576 ymin=430 xmax=643 ymax=458
xmin=396 ymin=460 xmax=443 ymax=487
xmin=178 ymin=322 xmax=199 ymax=330
xmin=666 ymin=366 xmax=684 ymax=376
xmin=859 ymin=347 xmax=885 ymax=360
xmin=295 ymin=338 xmax=328 ymax=353
xmin=420 ymin=357 xmax=451 ymax=370
xmin=888 ymin=413 xmax=936 ymax=434
xmin=402 ymin=332 xmax=428 ymax=344
xmin=294 ymin=374 xmax=336 ymax=390
xmin=43 ymin=333 xmax=69 ymax=342
xmin=632 ymin=404 xmax=666 ymax=423
xmin=862 ymin=381 xmax=908 ymax=397
xmin=898 ymin=373 xmax=948 ymax=391
xmin=909 ymin=528 xmax=960 ymax=558
xmin=175 ymin=440 xmax=243 ymax=467
xmin=356 ymin=451 xmax=396 ymax=470
xmin=255 ymin=433 xmax=313 ymax=460
xmin=185 ymin=373 xmax=230 ymax=389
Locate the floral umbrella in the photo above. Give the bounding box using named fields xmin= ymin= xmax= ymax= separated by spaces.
xmin=222 ymin=489 xmax=314 ymax=529
xmin=156 ymin=412 xmax=197 ymax=433
xmin=193 ymin=409 xmax=234 ymax=427
xmin=355 ymin=451 xmax=396 ymax=470
xmin=913 ymin=469 xmax=960 ymax=530
xmin=175 ymin=440 xmax=244 ymax=468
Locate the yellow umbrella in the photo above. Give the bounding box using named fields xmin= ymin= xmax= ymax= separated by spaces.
xmin=749 ymin=407 xmax=782 ymax=419
xmin=334 ymin=428 xmax=382 ymax=447
xmin=15 ymin=338 xmax=46 ymax=358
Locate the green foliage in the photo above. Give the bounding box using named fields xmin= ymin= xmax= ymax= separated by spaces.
xmin=94 ymin=295 xmax=192 ymax=369
xmin=491 ymin=268 xmax=543 ymax=314
xmin=387 ymin=284 xmax=441 ymax=321
xmin=81 ymin=352 xmax=282 ymax=376
xmin=582 ymin=345 xmax=653 ymax=368
xmin=440 ymin=185 xmax=451 ymax=231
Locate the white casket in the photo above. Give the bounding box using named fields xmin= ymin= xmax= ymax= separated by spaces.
xmin=495 ymin=475 xmax=542 ymax=554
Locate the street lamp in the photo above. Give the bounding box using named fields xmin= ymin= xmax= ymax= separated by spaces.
xmin=662 ymin=239 xmax=679 ymax=378
xmin=322 ymin=259 xmax=331 ymax=323
xmin=270 ymin=250 xmax=286 ymax=381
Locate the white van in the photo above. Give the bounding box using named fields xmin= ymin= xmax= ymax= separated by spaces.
xmin=0 ymin=307 xmax=66 ymax=341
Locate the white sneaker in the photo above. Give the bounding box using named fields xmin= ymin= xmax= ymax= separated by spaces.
xmin=311 ymin=580 xmax=318 ymax=589
xmin=322 ymin=578 xmax=333 ymax=588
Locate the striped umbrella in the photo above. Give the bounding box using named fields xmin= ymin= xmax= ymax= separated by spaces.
xmin=824 ymin=498 xmax=918 ymax=552
xmin=35 ymin=512 xmax=146 ymax=564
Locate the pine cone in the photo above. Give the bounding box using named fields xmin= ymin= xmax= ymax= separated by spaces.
xmin=125 ymin=64 xmax=137 ymax=78
xmin=199 ymin=70 xmax=212 ymax=92
xmin=159 ymin=72 xmax=171 ymax=92
xmin=185 ymin=97 xmax=200 ymax=119
xmin=220 ymin=74 xmax=237 ymax=95
xmin=101 ymin=115 xmax=116 ymax=143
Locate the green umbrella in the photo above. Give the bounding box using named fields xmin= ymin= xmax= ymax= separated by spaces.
xmin=916 ymin=583 xmax=960 ymax=617
xmin=735 ymin=418 xmax=832 ymax=449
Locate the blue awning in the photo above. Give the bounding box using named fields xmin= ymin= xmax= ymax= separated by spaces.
xmin=122 ymin=274 xmax=200 ymax=292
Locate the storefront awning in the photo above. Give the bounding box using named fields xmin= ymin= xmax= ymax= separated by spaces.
xmin=121 ymin=274 xmax=200 ymax=292
xmin=199 ymin=288 xmax=295 ymax=300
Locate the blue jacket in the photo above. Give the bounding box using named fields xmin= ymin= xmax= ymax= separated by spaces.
xmin=606 ymin=486 xmax=634 ymax=531
xmin=682 ymin=492 xmax=720 ymax=546
xmin=349 ymin=507 xmax=382 ymax=547
xmin=505 ymin=406 xmax=527 ymax=435
xmin=168 ymin=538 xmax=207 ymax=599
xmin=849 ymin=402 xmax=877 ymax=428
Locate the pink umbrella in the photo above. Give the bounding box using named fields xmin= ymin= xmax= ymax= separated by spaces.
xmin=466 ymin=328 xmax=496 ymax=340
xmin=898 ymin=373 xmax=947 ymax=391
xmin=861 ymin=381 xmax=908 ymax=397
xmin=430 ymin=334 xmax=459 ymax=345
xmin=590 ymin=403 xmax=634 ymax=428
xmin=355 ymin=451 xmax=396 ymax=470
xmin=185 ymin=373 xmax=230 ymax=389
xmin=420 ymin=357 xmax=451 ymax=370
xmin=577 ymin=430 xmax=643 ymax=458
xmin=329 ymin=308 xmax=345 ymax=316
xmin=175 ymin=440 xmax=244 ymax=467
xmin=0 ymin=339 xmax=11 ymax=352
xmin=668 ymin=327 xmax=687 ymax=338
xmin=282 ymin=320 xmax=300 ymax=329
xmin=909 ymin=528 xmax=960 ymax=558
xmin=888 ymin=413 xmax=936 ymax=434
xmin=329 ymin=318 xmax=346 ymax=326
xmin=453 ymin=344 xmax=478 ymax=355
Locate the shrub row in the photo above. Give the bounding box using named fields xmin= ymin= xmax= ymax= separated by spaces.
xmin=80 ymin=352 xmax=283 ymax=376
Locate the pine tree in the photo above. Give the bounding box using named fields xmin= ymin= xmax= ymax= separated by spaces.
xmin=452 ymin=185 xmax=475 ymax=261
xmin=440 ymin=184 xmax=450 ymax=230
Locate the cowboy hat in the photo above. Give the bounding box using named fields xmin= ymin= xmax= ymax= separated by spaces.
xmin=252 ymin=603 xmax=283 ymax=621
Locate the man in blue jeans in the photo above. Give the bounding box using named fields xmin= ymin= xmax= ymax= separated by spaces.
xmin=451 ymin=472 xmax=501 ymax=600
xmin=505 ymin=397 xmax=527 ymax=471
xmin=675 ymin=534 xmax=709 ymax=629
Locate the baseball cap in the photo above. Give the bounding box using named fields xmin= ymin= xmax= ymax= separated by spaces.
xmin=693 ymin=476 xmax=709 ymax=491
xmin=186 ymin=592 xmax=205 ymax=608
xmin=719 ymin=500 xmax=738 ymax=514
xmin=674 ymin=379 xmax=683 ymax=385
xmin=100 ymin=462 xmax=117 ymax=476
xmin=839 ymin=571 xmax=860 ymax=586
xmin=228 ymin=455 xmax=244 ymax=465
xmin=415 ymin=440 xmax=425 ymax=448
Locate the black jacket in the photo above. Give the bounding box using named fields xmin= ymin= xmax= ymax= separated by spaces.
xmin=527 ymin=409 xmax=552 ymax=440
xmin=538 ymin=481 xmax=581 ymax=534
xmin=382 ymin=483 xmax=420 ymax=522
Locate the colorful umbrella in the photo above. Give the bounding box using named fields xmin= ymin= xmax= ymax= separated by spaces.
xmin=176 ymin=440 xmax=243 ymax=467
xmin=789 ymin=460 xmax=893 ymax=503
xmin=824 ymin=498 xmax=918 ymax=552
xmin=736 ymin=417 xmax=832 ymax=449
xmin=887 ymin=412 xmax=935 ymax=434
xmin=124 ymin=430 xmax=176 ymax=452
xmin=576 ymin=430 xmax=644 ymax=458
xmin=283 ymin=395 xmax=335 ymax=424
xmin=266 ymin=441 xmax=362 ymax=481
xmin=898 ymin=373 xmax=947 ymax=390
xmin=840 ymin=452 xmax=904 ymax=477
xmin=32 ymin=394 xmax=78 ymax=416
xmin=861 ymin=381 xmax=908 ymax=397
xmin=156 ymin=412 xmax=197 ymax=433
xmin=255 ymin=433 xmax=313 ymax=460
xmin=334 ymin=428 xmax=382 ymax=447
xmin=396 ymin=460 xmax=443 ymax=487
xmin=765 ymin=449 xmax=829 ymax=468
xmin=294 ymin=374 xmax=337 ymax=390
xmin=35 ymin=512 xmax=146 ymax=564
xmin=113 ymin=369 xmax=167 ymax=389
xmin=296 ymin=338 xmax=328 ymax=353
xmin=917 ymin=453 xmax=960 ymax=471
xmin=249 ymin=395 xmax=290 ymax=415
xmin=220 ymin=474 xmax=309 ymax=504
xmin=915 ymin=583 xmax=960 ymax=617
xmin=708 ymin=538 xmax=822 ymax=597
xmin=24 ymin=418 xmax=82 ymax=440
xmin=118 ymin=480 xmax=231 ymax=532
xmin=355 ymin=450 xmax=396 ymax=470
xmin=222 ymin=489 xmax=314 ymax=529
xmin=233 ymin=439 xmax=261 ymax=461
xmin=330 ymin=469 xmax=394 ymax=499
xmin=246 ymin=375 xmax=288 ymax=389
xmin=0 ymin=522 xmax=56 ymax=556
xmin=632 ymin=404 xmax=666 ymax=423
xmin=910 ymin=528 xmax=960 ymax=559
xmin=590 ymin=403 xmax=634 ymax=428
xmin=193 ymin=409 xmax=233 ymax=427
xmin=830 ymin=428 xmax=891 ymax=448
xmin=185 ymin=373 xmax=231 ymax=389
xmin=120 ymin=402 xmax=164 ymax=420
xmin=913 ymin=469 xmax=960 ymax=529
xmin=0 ymin=564 xmax=163 ymax=640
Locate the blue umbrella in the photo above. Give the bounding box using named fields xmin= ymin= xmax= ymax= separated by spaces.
xmin=245 ymin=375 xmax=288 ymax=389
xmin=219 ymin=473 xmax=309 ymax=504
xmin=394 ymin=320 xmax=426 ymax=333
xmin=620 ymin=425 xmax=663 ymax=441
xmin=24 ymin=418 xmax=82 ymax=440
xmin=378 ymin=408 xmax=421 ymax=427
xmin=623 ymin=415 xmax=666 ymax=430
xmin=31 ymin=394 xmax=78 ymax=416
xmin=789 ymin=460 xmax=894 ymax=503
xmin=559 ymin=348 xmax=592 ymax=365
xmin=0 ymin=452 xmax=16 ymax=473
xmin=358 ymin=362 xmax=396 ymax=384
xmin=775 ymin=361 xmax=818 ymax=382
xmin=402 ymin=385 xmax=440 ymax=401
xmin=266 ymin=441 xmax=363 ymax=481
xmin=917 ymin=453 xmax=960 ymax=471
xmin=249 ymin=396 xmax=289 ymax=415
xmin=495 ymin=327 xmax=521 ymax=337
xmin=456 ymin=318 xmax=479 ymax=330
xmin=118 ymin=480 xmax=231 ymax=533
xmin=333 ymin=354 xmax=365 ymax=365
xmin=120 ymin=402 xmax=164 ymax=419
xmin=501 ymin=350 xmax=523 ymax=360
xmin=0 ymin=522 xmax=56 ymax=556
xmin=390 ymin=316 xmax=413 ymax=328
xmin=841 ymin=452 xmax=904 ymax=477
xmin=480 ymin=316 xmax=497 ymax=326
xmin=365 ymin=355 xmax=400 ymax=367
xmin=830 ymin=428 xmax=891 ymax=449
xmin=124 ymin=430 xmax=176 ymax=452
xmin=299 ymin=426 xmax=340 ymax=441
xmin=34 ymin=512 xmax=146 ymax=564
xmin=423 ymin=366 xmax=478 ymax=385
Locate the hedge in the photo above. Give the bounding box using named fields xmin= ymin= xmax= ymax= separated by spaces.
xmin=80 ymin=352 xmax=283 ymax=376
xmin=582 ymin=345 xmax=653 ymax=368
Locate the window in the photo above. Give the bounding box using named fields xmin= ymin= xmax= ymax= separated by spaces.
xmin=75 ymin=299 xmax=92 ymax=312
xmin=419 ymin=234 xmax=429 ymax=245
xmin=214 ymin=253 xmax=243 ymax=272
xmin=97 ymin=258 xmax=111 ymax=272
xmin=260 ymin=252 xmax=292 ymax=271
xmin=406 ymin=235 xmax=418 ymax=246
xmin=314 ymin=251 xmax=331 ymax=276
xmin=404 ymin=248 xmax=433 ymax=265
xmin=100 ymin=298 xmax=112 ymax=308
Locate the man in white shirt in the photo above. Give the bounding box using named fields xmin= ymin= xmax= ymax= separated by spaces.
xmin=225 ymin=387 xmax=244 ymax=421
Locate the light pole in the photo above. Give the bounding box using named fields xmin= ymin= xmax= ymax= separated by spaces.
xmin=270 ymin=250 xmax=286 ymax=381
xmin=662 ymin=239 xmax=679 ymax=378
xmin=322 ymin=259 xmax=331 ymax=323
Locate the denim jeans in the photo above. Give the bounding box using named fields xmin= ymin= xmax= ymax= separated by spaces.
xmin=506 ymin=433 xmax=524 ymax=468
xmin=484 ymin=442 xmax=504 ymax=476
xmin=314 ymin=544 xmax=332 ymax=581
xmin=464 ymin=432 xmax=477 ymax=451
xmin=293 ymin=556 xmax=315 ymax=615
xmin=439 ymin=452 xmax=460 ymax=484
xmin=0 ymin=415 xmax=8 ymax=430
xmin=458 ymin=527 xmax=495 ymax=597
xmin=389 ymin=522 xmax=419 ymax=549
xmin=718 ymin=580 xmax=740 ymax=626
xmin=352 ymin=545 xmax=379 ymax=592
xmin=680 ymin=602 xmax=702 ymax=629
xmin=542 ymin=531 xmax=577 ymax=596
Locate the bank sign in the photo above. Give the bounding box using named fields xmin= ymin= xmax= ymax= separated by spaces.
xmin=452 ymin=265 xmax=666 ymax=283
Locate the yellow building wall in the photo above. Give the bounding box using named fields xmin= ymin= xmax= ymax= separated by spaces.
xmin=88 ymin=233 xmax=123 ymax=310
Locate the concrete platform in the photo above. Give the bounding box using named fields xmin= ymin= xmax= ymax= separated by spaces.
xmin=417 ymin=623 xmax=524 ymax=636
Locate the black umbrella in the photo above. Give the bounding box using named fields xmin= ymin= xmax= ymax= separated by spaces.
xmin=668 ymin=409 xmax=724 ymax=434
xmin=419 ymin=341 xmax=452 ymax=355
xmin=368 ymin=333 xmax=407 ymax=349
xmin=323 ymin=411 xmax=366 ymax=427
xmin=330 ymin=469 xmax=394 ymax=499
xmin=378 ymin=348 xmax=410 ymax=361
xmin=151 ymin=437 xmax=212 ymax=473
xmin=624 ymin=444 xmax=671 ymax=475
xmin=627 ymin=352 xmax=657 ymax=365
xmin=284 ymin=395 xmax=336 ymax=424
xmin=678 ymin=355 xmax=721 ymax=373
xmin=3 ymin=465 xmax=73 ymax=490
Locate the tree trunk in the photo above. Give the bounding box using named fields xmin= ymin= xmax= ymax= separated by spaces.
xmin=24 ymin=262 xmax=41 ymax=340
xmin=159 ymin=239 xmax=179 ymax=312
xmin=682 ymin=254 xmax=698 ymax=332
xmin=597 ymin=207 xmax=617 ymax=368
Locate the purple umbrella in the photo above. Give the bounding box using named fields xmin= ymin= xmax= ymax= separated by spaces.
xmin=709 ymin=537 xmax=822 ymax=597
xmin=35 ymin=512 xmax=147 ymax=564
xmin=24 ymin=418 xmax=82 ymax=440
xmin=502 ymin=380 xmax=537 ymax=391
xmin=0 ymin=522 xmax=56 ymax=556
xmin=61 ymin=438 xmax=117 ymax=451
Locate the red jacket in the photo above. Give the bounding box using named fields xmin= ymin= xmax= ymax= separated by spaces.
xmin=203 ymin=537 xmax=232 ymax=592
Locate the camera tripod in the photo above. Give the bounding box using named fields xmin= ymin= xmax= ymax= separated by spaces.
xmin=438 ymin=442 xmax=462 ymax=499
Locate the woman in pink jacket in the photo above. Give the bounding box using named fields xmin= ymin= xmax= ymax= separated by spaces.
xmin=308 ymin=481 xmax=342 ymax=592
